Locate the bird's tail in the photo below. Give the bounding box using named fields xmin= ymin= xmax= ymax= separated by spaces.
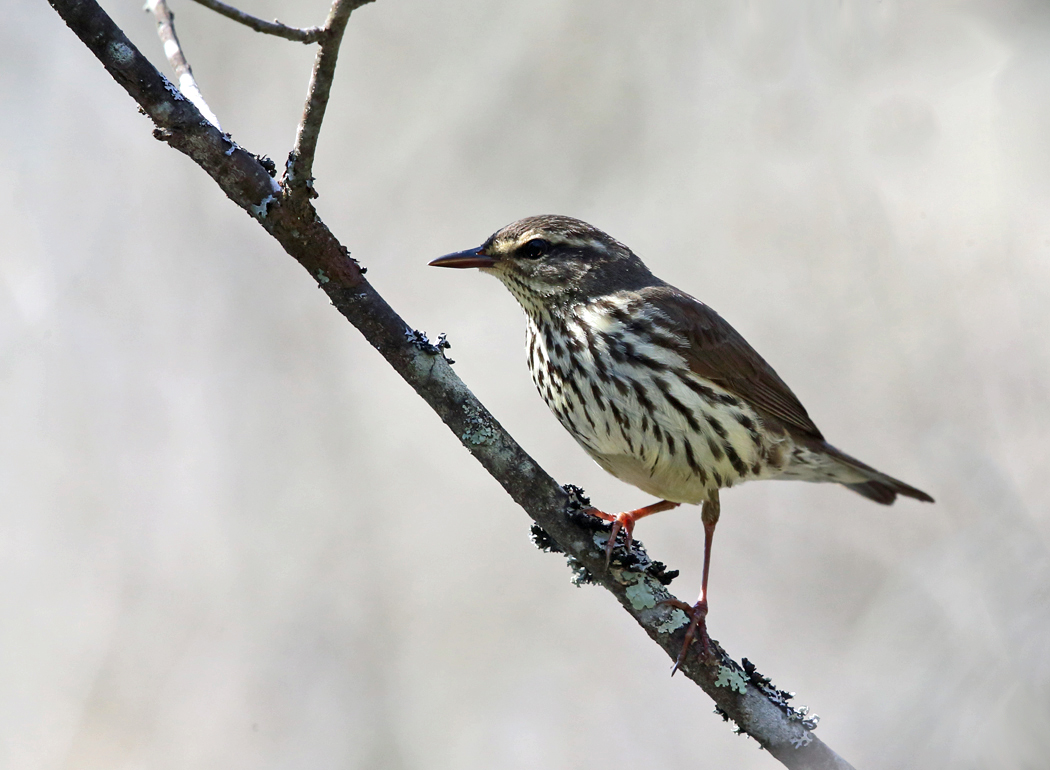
xmin=822 ymin=443 xmax=934 ymax=506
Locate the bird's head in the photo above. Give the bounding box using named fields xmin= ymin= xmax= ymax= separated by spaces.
xmin=429 ymin=215 xmax=658 ymax=314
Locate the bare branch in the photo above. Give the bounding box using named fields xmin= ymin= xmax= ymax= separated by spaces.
xmin=285 ymin=0 xmax=375 ymax=195
xmin=145 ymin=0 xmax=221 ymax=129
xmin=45 ymin=1 xmax=857 ymax=767
xmin=188 ymin=0 xmax=324 ymax=43
xmin=45 ymin=0 xmax=279 ymax=227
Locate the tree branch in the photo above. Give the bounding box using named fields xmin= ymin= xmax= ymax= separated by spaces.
xmin=145 ymin=0 xmax=221 ymax=129
xmin=44 ymin=1 xmax=856 ymax=767
xmin=285 ymin=0 xmax=375 ymax=196
xmin=188 ymin=0 xmax=324 ymax=43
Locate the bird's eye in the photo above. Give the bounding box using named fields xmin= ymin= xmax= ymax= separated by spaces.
xmin=517 ymin=238 xmax=551 ymax=260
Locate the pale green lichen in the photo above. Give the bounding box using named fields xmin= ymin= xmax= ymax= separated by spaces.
xmin=655 ymin=608 xmax=689 ymax=634
xmin=715 ymin=665 xmax=748 ymax=694
xmin=625 ymin=579 xmax=656 ymax=610
xmin=461 ymin=403 xmax=495 ymax=446
xmin=316 ymin=268 xmax=330 ymax=284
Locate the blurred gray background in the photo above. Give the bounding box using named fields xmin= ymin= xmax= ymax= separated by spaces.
xmin=3 ymin=0 xmax=1049 ymax=767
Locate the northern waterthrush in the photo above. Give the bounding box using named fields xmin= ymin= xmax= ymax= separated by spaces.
xmin=430 ymin=215 xmax=933 ymax=667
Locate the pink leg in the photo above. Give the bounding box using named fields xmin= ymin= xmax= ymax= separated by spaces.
xmin=587 ymin=499 xmax=680 ymax=568
xmin=661 ymin=492 xmax=720 ymax=674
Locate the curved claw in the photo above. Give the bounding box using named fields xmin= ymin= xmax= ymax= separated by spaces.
xmin=659 ymin=598 xmax=710 ymax=675
xmin=605 ymin=513 xmax=636 ymax=568
xmin=582 ymin=507 xmax=636 ymax=568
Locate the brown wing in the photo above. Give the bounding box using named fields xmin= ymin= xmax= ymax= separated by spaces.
xmin=639 ymin=285 xmax=824 ymax=440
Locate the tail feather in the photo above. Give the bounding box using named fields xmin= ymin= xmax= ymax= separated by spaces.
xmin=845 ymin=479 xmax=932 ymax=505
xmin=822 ymin=443 xmax=935 ymax=506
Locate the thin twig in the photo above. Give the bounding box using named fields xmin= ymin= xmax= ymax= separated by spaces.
xmin=46 ymin=2 xmax=857 ymax=767
xmin=284 ymin=0 xmax=375 ymax=196
xmin=145 ymin=0 xmax=221 ymax=129
xmin=188 ymin=0 xmax=324 ymax=43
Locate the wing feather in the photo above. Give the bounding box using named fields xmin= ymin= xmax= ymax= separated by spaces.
xmin=639 ymin=285 xmax=824 ymax=440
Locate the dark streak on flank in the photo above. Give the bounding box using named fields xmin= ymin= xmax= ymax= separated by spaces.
xmin=590 ymin=382 xmax=607 ymax=411
xmin=565 ymin=375 xmax=587 ymax=411
xmin=707 ymin=436 xmax=724 ymax=460
xmin=654 ymin=377 xmax=702 ymax=432
xmin=724 ymin=442 xmax=748 ymax=477
xmin=631 ymin=380 xmax=655 ymax=413
xmin=735 ymin=412 xmax=758 ymax=438
xmin=619 ymin=420 xmax=635 ymax=453
xmin=562 ymin=393 xmax=577 ymax=414
xmin=684 ymin=440 xmax=708 ymax=484
xmin=561 ymin=410 xmax=580 ymax=437
xmin=709 ymin=416 xmax=728 ymax=440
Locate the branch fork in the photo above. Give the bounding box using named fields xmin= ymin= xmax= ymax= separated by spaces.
xmin=45 ymin=1 xmax=857 ymax=766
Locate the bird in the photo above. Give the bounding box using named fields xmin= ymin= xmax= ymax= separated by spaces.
xmin=429 ymin=214 xmax=933 ymax=670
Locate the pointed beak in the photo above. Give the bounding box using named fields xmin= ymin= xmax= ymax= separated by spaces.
xmin=428 ymin=246 xmax=496 ymax=269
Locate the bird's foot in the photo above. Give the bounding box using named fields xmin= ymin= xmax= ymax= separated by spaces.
xmin=585 ymin=500 xmax=680 ymax=569
xmin=584 ymin=507 xmax=636 ymax=569
xmin=659 ymin=597 xmax=710 ymax=675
